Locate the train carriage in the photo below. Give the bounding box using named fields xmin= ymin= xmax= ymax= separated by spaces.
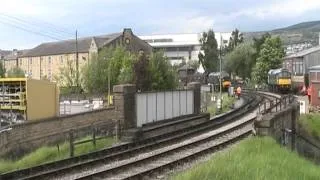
xmin=268 ymin=68 xmax=292 ymax=93
xmin=208 ymin=71 xmax=231 ymax=92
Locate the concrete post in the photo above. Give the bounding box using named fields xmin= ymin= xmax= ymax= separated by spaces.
xmin=113 ymin=84 xmax=137 ymax=131
xmin=187 ymin=82 xmax=201 ymax=114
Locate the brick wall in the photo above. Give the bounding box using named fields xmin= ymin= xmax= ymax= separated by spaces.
xmin=0 ymin=107 xmax=117 ymax=157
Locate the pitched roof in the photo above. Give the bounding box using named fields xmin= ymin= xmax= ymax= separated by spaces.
xmin=22 ymin=32 xmax=122 ymax=57
xmin=4 ymin=49 xmax=30 ymax=60
xmin=284 ymin=45 xmax=320 ymax=59
xmin=0 ymin=50 xmax=11 ymax=58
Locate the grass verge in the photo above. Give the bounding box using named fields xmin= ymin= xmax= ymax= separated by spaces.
xmin=0 ymin=136 xmax=115 ymax=173
xmin=172 ymin=137 xmax=320 ymax=180
xmin=299 ymin=113 xmax=320 ymax=139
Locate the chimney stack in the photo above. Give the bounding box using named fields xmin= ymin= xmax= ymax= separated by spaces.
xmin=12 ymin=49 xmax=18 ymax=56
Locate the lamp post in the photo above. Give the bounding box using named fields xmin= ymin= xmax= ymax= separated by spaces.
xmin=217 ymin=35 xmax=223 ymax=113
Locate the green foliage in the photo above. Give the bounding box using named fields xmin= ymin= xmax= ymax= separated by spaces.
xmin=226 ymin=28 xmax=244 ymax=52
xmin=0 ymin=136 xmax=115 ymax=173
xmin=7 ymin=67 xmax=25 ymax=78
xmin=134 ymin=51 xmax=150 ymax=91
xmin=148 ymin=51 xmax=178 ymax=90
xmin=83 ymin=47 xmax=135 ymax=94
xmin=251 ymin=37 xmax=285 ymax=83
xmin=54 ymin=60 xmax=82 ymax=94
xmin=173 ymin=137 xmax=320 ymax=180
xmin=0 ymin=62 xmax=5 ymax=78
xmin=204 ymin=93 xmax=235 ymax=117
xmin=253 ymin=33 xmax=271 ymax=58
xmin=224 ymin=43 xmax=256 ymax=79
xmin=299 ymin=113 xmax=320 ymax=139
xmin=198 ymin=30 xmax=219 ymax=74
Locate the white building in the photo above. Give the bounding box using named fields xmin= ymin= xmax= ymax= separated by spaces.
xmin=138 ymin=32 xmax=232 ymax=72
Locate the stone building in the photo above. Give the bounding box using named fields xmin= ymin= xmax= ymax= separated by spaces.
xmin=8 ymin=28 xmax=151 ymax=82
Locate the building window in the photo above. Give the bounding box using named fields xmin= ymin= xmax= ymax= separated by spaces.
xmin=317 ymin=72 xmax=320 ymax=81
xmin=310 ymin=72 xmax=317 ymax=81
xmin=60 ymin=56 xmax=63 ymax=64
xmin=19 ymin=59 xmax=22 ymax=66
xmin=29 ymin=58 xmax=32 ymax=65
xmin=48 ymin=56 xmax=51 ymax=64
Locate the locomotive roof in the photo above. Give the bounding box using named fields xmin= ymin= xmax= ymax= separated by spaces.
xmin=268 ymin=68 xmax=290 ymax=75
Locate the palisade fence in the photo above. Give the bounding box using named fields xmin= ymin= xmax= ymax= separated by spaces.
xmin=59 ymin=94 xmax=113 ymax=115
xmin=136 ymin=89 xmax=194 ymax=127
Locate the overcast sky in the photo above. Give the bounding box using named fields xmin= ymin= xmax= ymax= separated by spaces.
xmin=0 ymin=0 xmax=320 ymax=50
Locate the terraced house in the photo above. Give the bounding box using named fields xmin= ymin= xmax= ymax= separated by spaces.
xmin=13 ymin=28 xmax=152 ymax=83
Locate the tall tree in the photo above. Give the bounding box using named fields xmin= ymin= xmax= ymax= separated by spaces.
xmin=253 ymin=33 xmax=271 ymax=58
xmin=7 ymin=67 xmax=25 ymax=78
xmin=134 ymin=51 xmax=150 ymax=91
xmin=227 ymin=28 xmax=244 ymax=52
xmin=198 ymin=29 xmax=219 ymax=78
xmin=251 ymin=37 xmax=285 ymax=83
xmin=224 ymin=43 xmax=256 ymax=79
xmin=148 ymin=51 xmax=177 ymax=90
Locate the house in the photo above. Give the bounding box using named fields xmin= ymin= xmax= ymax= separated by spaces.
xmin=12 ymin=28 xmax=152 ymax=82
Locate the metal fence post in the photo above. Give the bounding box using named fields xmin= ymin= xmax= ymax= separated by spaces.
xmin=69 ymin=129 xmax=74 ymax=157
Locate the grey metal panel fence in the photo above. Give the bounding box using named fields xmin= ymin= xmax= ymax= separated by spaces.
xmin=136 ymin=90 xmax=194 ymax=127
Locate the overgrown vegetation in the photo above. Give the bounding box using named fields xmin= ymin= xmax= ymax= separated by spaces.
xmin=0 ymin=136 xmax=115 ymax=173
xmin=205 ymin=93 xmax=235 ymax=117
xmin=299 ymin=113 xmax=320 ymax=139
xmin=173 ymin=137 xmax=320 ymax=180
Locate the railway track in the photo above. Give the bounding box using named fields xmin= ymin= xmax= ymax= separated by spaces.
xmin=1 ymin=91 xmax=286 ymax=180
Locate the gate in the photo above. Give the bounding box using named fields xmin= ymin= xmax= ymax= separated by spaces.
xmin=136 ymin=90 xmax=194 ymax=127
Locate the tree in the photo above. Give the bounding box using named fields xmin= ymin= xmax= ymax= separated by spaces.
xmin=54 ymin=60 xmax=82 ymax=94
xmin=148 ymin=51 xmax=177 ymax=90
xmin=251 ymin=37 xmax=285 ymax=83
xmin=227 ymin=28 xmax=244 ymax=52
xmin=198 ymin=30 xmax=219 ymax=76
xmin=0 ymin=62 xmax=5 ymax=78
xmin=253 ymin=33 xmax=271 ymax=58
xmin=7 ymin=67 xmax=25 ymax=78
xmin=224 ymin=43 xmax=256 ymax=79
xmin=82 ymin=46 xmax=135 ymax=94
xmin=134 ymin=51 xmax=150 ymax=91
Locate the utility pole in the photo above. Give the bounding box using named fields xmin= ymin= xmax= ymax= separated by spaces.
xmin=219 ymin=35 xmax=222 ymax=99
xmin=75 ymin=30 xmax=79 ymax=92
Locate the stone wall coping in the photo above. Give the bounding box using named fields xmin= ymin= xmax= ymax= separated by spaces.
xmin=113 ymin=84 xmax=136 ymax=93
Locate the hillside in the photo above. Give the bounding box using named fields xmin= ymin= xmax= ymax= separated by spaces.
xmin=244 ymin=20 xmax=320 ymax=45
